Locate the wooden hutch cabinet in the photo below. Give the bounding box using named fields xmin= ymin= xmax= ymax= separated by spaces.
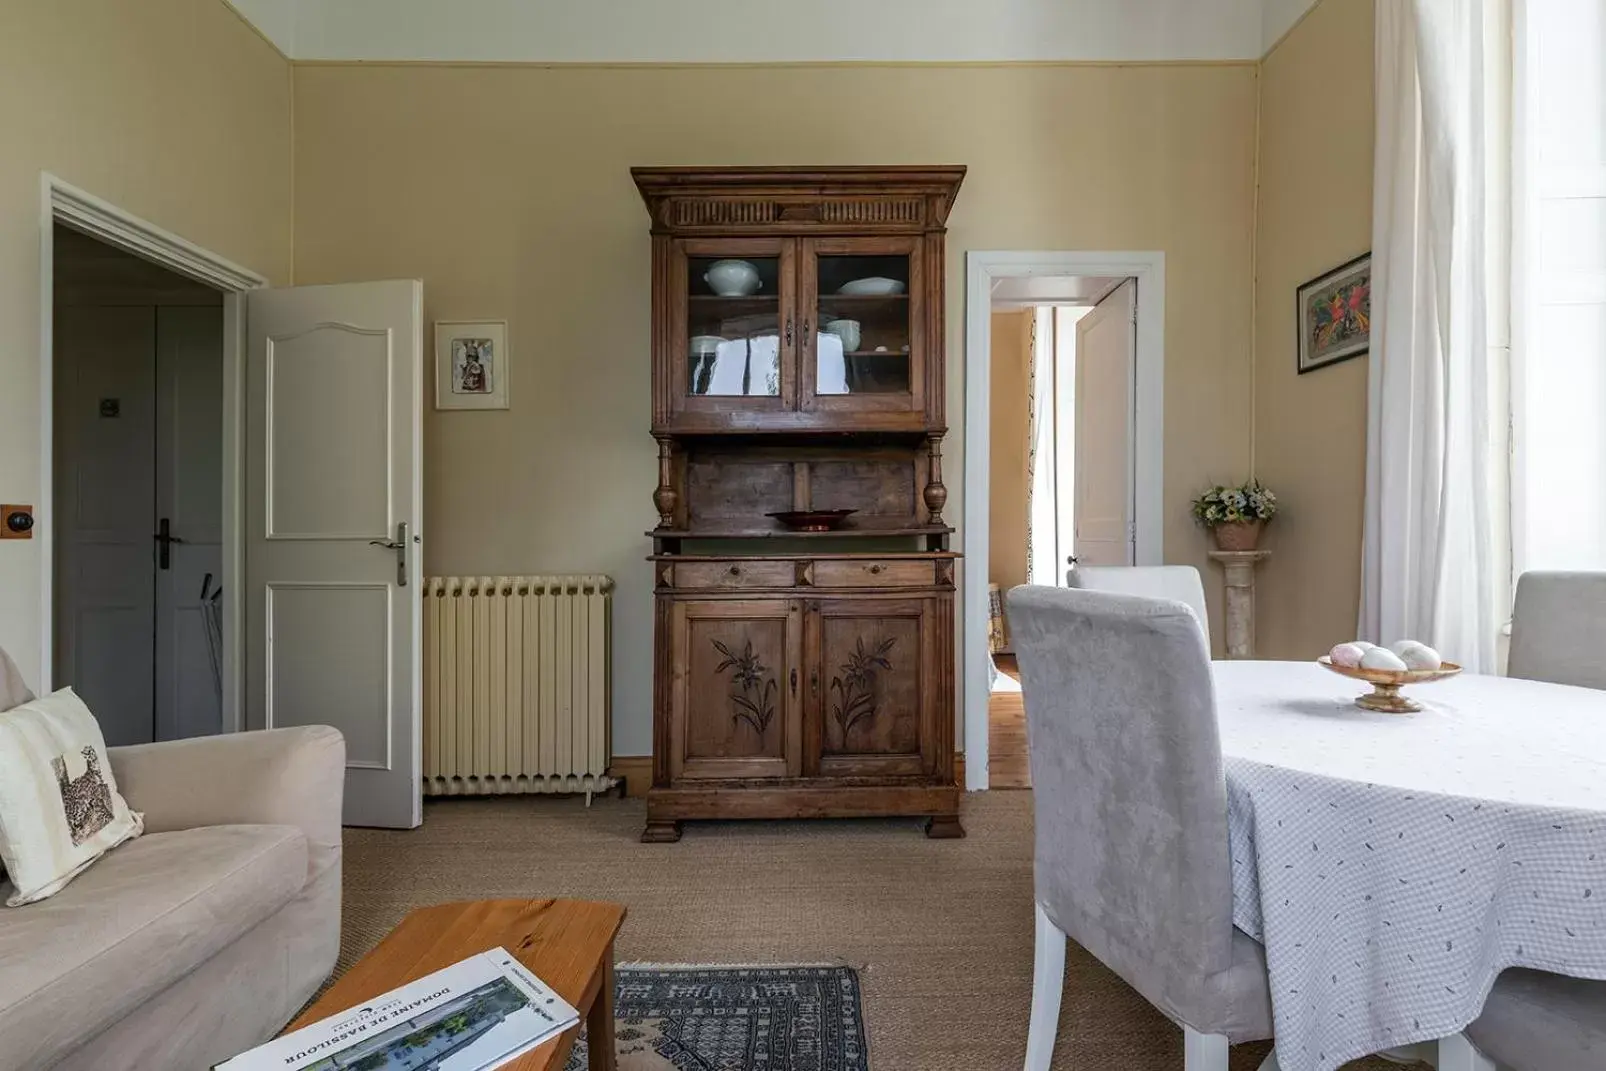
xmin=634 ymin=166 xmax=965 ymax=842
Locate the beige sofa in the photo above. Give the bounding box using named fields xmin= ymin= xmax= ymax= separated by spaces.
xmin=0 ymin=653 xmax=345 ymax=1070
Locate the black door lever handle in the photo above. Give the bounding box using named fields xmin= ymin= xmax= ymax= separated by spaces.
xmin=154 ymin=518 xmax=185 ymax=570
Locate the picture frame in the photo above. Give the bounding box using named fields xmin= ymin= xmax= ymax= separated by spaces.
xmin=434 ymin=320 xmax=509 ymax=410
xmin=1296 ymin=252 xmax=1371 ymax=374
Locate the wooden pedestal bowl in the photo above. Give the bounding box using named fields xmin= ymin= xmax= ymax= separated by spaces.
xmin=1318 ymin=656 xmax=1462 ymax=713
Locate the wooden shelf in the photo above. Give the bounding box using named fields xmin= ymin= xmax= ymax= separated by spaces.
xmin=816 ymin=294 xmax=909 ymax=320
xmin=650 ymin=550 xmax=959 ymax=561
xmin=842 ymin=349 xmax=910 ymax=358
xmin=687 ymin=294 xmax=780 ymax=318
xmin=648 ymin=523 xmax=953 ymax=540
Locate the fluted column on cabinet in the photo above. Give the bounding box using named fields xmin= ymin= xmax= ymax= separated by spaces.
xmin=652 ymin=437 xmax=677 ymax=529
xmin=924 ymin=433 xmax=948 ymax=525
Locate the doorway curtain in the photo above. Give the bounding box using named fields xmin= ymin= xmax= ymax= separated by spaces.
xmin=1026 ymin=307 xmax=1058 ymax=587
xmin=1360 ymin=0 xmax=1504 ymax=672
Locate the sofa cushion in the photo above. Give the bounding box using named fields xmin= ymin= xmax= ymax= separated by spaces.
xmin=0 ymin=688 xmax=144 ymax=905
xmin=0 ymin=824 xmax=306 ymax=1071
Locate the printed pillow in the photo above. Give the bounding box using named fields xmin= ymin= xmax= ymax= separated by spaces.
xmin=0 ymin=688 xmax=143 ymax=906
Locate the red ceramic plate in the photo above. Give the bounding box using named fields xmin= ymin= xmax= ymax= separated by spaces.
xmin=766 ymin=509 xmax=857 ymax=532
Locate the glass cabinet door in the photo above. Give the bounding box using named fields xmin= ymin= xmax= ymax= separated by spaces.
xmin=800 ymin=237 xmax=925 ymax=418
xmin=672 ymin=238 xmax=795 ymax=420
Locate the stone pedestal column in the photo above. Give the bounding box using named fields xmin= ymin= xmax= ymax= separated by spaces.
xmin=1207 ymin=550 xmax=1271 ymax=659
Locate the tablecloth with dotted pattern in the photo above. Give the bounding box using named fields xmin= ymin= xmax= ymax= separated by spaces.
xmin=1215 ymin=660 xmax=1606 ymax=1071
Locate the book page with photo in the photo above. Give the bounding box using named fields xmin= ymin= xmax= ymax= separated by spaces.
xmin=216 ymin=948 xmax=578 ymax=1071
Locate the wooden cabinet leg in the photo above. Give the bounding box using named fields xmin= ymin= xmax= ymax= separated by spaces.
xmin=924 ymin=814 xmax=965 ymax=839
xmin=587 ymin=944 xmax=618 ymax=1071
xmin=641 ymin=819 xmax=682 ymax=843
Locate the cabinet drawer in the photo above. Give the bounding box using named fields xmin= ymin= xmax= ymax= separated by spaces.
xmin=813 ymin=559 xmax=936 ymax=588
xmin=673 ymin=561 xmax=793 ymax=590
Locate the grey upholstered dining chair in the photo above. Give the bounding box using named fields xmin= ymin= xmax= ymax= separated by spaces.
xmin=1007 ymin=585 xmax=1277 ymax=1071
xmin=1065 ymin=564 xmax=1212 ymax=650
xmin=1507 ymin=571 xmax=1606 ymax=691
xmin=1445 ymin=569 xmax=1606 ymax=1071
xmin=1442 ymin=969 xmax=1606 ymax=1071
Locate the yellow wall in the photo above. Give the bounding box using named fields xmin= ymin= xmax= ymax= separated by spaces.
xmin=989 ymin=309 xmax=1032 ymax=593
xmin=0 ymin=0 xmax=293 ymax=681
xmin=1252 ymin=0 xmax=1375 ymax=658
xmin=293 ymin=61 xmax=1258 ymax=753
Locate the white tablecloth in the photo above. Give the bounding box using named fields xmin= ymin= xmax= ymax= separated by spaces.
xmin=1215 ymin=661 xmax=1606 ymax=1071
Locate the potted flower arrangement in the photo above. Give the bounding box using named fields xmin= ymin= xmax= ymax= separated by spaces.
xmin=1192 ymin=480 xmax=1277 ymax=551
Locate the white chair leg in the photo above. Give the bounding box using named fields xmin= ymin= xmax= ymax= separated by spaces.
xmin=1256 ymin=1047 xmax=1282 ymax=1071
xmin=1183 ymin=1027 xmax=1229 ymax=1071
xmin=1023 ymin=902 xmax=1066 ymax=1071
xmin=1439 ymin=1033 xmax=1497 ymax=1071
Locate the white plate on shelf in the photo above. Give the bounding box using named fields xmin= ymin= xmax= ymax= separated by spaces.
xmin=837 ymin=277 xmax=906 ymax=296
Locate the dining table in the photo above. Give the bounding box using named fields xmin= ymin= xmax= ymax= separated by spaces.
xmin=1213 ymin=660 xmax=1606 ymax=1071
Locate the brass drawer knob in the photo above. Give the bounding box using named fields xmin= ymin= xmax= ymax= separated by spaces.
xmin=728 ymin=565 xmax=741 ymax=577
xmin=868 ymin=564 xmax=883 ymax=575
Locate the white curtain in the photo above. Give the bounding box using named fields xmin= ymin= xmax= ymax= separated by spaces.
xmin=1361 ymin=0 xmax=1503 ymax=671
xmin=1027 ymin=307 xmax=1059 ymax=586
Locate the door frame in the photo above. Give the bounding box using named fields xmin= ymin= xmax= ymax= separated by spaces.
xmin=38 ymin=174 xmax=268 ymax=732
xmin=961 ymin=251 xmax=1165 ymax=791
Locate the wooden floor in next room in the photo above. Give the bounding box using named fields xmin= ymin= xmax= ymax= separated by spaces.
xmin=989 ymin=654 xmax=1030 ymax=789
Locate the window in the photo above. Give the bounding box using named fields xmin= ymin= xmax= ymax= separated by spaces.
xmin=1512 ymin=0 xmax=1606 ymax=573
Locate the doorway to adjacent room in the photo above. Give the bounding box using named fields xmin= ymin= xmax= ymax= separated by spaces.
xmin=962 ymin=251 xmax=1165 ymax=789
xmin=50 ymin=223 xmax=230 ymax=746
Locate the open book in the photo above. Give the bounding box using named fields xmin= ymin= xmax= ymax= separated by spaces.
xmin=217 ymin=948 xmax=580 ymax=1071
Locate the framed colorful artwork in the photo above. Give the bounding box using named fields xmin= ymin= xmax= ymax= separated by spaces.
xmin=1296 ymin=253 xmax=1371 ymax=374
xmin=434 ymin=320 xmax=509 ymax=410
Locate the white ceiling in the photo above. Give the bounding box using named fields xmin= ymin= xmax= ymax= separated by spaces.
xmin=227 ymin=0 xmax=1323 ymax=63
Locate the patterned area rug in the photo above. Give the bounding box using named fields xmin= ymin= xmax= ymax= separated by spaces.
xmin=563 ymin=965 xmax=868 ymax=1071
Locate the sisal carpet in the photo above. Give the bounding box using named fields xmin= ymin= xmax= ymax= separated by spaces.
xmin=340 ymin=793 xmax=1413 ymax=1070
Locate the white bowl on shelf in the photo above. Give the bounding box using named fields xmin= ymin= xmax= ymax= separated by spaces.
xmin=821 ymin=318 xmax=861 ymax=353
xmin=837 ymin=277 xmax=906 ymax=296
xmin=704 ymin=260 xmax=762 ymax=296
xmin=689 ymin=335 xmax=726 ymax=356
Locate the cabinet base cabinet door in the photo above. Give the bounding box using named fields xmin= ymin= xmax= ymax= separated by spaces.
xmin=669 ymin=599 xmax=803 ymax=780
xmin=807 ymin=597 xmax=939 ymax=778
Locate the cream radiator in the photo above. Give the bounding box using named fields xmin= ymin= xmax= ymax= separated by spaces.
xmin=423 ymin=575 xmax=615 ymax=801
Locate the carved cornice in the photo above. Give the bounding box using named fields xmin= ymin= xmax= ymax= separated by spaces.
xmin=633 ymin=166 xmax=966 ymax=235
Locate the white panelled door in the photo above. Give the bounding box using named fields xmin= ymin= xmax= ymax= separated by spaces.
xmin=53 ymin=307 xmax=157 ymax=747
xmin=1073 ymin=279 xmax=1137 ymax=567
xmin=155 ymin=306 xmax=224 ymax=741
xmin=245 ymin=281 xmax=423 ymax=829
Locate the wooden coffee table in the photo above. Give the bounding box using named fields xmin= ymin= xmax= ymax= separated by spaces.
xmin=290 ymin=899 xmax=627 ymax=1070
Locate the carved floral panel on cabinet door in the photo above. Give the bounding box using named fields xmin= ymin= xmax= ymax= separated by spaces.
xmin=819 ymin=608 xmax=923 ymax=756
xmin=683 ymin=614 xmax=790 ymax=763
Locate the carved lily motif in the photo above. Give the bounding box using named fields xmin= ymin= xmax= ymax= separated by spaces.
xmin=711 ymin=638 xmax=777 ymax=736
xmin=831 ymin=636 xmax=896 ymax=737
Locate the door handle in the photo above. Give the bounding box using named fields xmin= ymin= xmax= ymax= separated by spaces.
xmin=790 ymin=667 xmax=798 ymax=695
xmin=785 ymin=316 xmax=794 ymax=347
xmin=154 ymin=518 xmax=186 ymax=570
xmin=369 ymin=522 xmax=409 ymax=587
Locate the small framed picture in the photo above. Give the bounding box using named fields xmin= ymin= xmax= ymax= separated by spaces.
xmin=1296 ymin=253 xmax=1371 ymax=374
xmin=434 ymin=320 xmax=509 ymax=410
